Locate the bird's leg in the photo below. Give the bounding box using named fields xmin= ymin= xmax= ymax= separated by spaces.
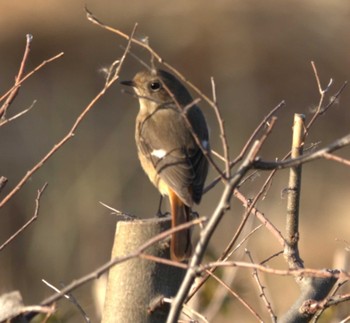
xmin=189 ymin=210 xmax=199 ymax=220
xmin=156 ymin=195 xmax=169 ymax=217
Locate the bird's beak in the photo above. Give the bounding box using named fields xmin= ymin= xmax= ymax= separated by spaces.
xmin=120 ymin=80 xmax=135 ymax=87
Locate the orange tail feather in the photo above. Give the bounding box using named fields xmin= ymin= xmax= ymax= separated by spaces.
xmin=168 ymin=190 xmax=192 ymax=261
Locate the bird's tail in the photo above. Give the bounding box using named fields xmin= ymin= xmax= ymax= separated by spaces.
xmin=169 ymin=190 xmax=192 ymax=261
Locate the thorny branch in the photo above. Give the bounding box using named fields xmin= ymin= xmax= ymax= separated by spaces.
xmin=206 ymin=269 xmax=263 ymax=322
xmin=246 ymin=249 xmax=277 ymax=322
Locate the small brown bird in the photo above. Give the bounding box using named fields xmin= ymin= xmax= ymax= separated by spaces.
xmin=121 ymin=69 xmax=209 ymax=261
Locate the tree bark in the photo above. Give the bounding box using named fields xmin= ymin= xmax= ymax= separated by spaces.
xmin=101 ymin=217 xmax=186 ymax=323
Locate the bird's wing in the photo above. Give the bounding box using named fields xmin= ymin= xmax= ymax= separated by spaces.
xmin=137 ymin=107 xmax=208 ymax=206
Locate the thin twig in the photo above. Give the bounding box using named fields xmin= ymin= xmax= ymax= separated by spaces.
xmin=0 ymin=34 xmax=32 ymax=118
xmin=202 ymin=261 xmax=344 ymax=280
xmin=86 ymin=8 xmax=232 ymax=182
xmin=0 ymin=24 xmax=137 ymax=209
xmin=246 ymin=249 xmax=276 ymax=322
xmin=312 ymin=279 xmax=349 ymax=321
xmin=140 ymin=253 xmax=188 ymax=270
xmin=0 ymin=183 xmax=48 ymax=251
xmin=0 ymin=52 xmax=64 ymax=105
xmin=162 ymin=297 xmax=209 ymax=323
xmin=254 ymin=132 xmax=350 ymax=170
xmin=340 ymin=314 xmax=350 ymax=323
xmin=325 ymin=293 xmax=350 ymax=307
xmin=306 ymin=62 xmax=347 ymax=134
xmin=186 ymin=126 xmax=280 ymax=301
xmin=323 ymin=152 xmax=350 ymax=167
xmin=0 ymin=100 xmax=36 ymax=127
xmin=298 ymin=292 xmax=350 ymax=319
xmin=260 ymin=251 xmax=284 ymax=266
xmin=232 ymin=100 xmax=286 ymax=166
xmin=210 ymin=76 xmax=230 ymax=178
xmin=203 ymin=267 xmax=238 ymax=320
xmin=37 ymin=217 xmax=205 ymax=307
xmin=168 ymin=119 xmax=276 ymax=322
xmin=161 ymin=79 xmax=225 ymax=180
xmin=187 ymin=225 xmax=262 ymax=302
xmin=203 ymin=101 xmax=285 ymax=194
xmin=42 ymin=279 xmax=91 ymax=323
xmin=234 ymin=189 xmax=285 ymax=246
xmin=206 ymin=270 xmax=263 ymax=322
xmin=305 ymin=61 xmax=331 ymax=132
xmin=167 ymin=141 xmax=262 ymax=323
xmin=216 ymin=118 xmax=278 ymax=256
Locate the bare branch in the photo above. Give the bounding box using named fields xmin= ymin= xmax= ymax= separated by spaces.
xmin=234 ymin=189 xmax=285 ymax=246
xmin=187 ymin=225 xmax=263 ymax=302
xmin=232 ymin=100 xmax=286 ymax=166
xmin=204 ymin=100 xmax=285 ymax=194
xmin=36 ymin=217 xmax=204 ymax=308
xmin=162 ymin=297 xmax=209 ymax=323
xmin=306 ymin=62 xmax=347 ymax=133
xmin=0 ymin=52 xmax=64 ymax=112
xmin=206 ymin=269 xmax=263 ymax=322
xmin=246 ymin=249 xmax=276 ymax=322
xmin=0 ymin=100 xmax=36 ymax=127
xmin=323 ymin=152 xmax=350 ymax=167
xmin=260 ymin=251 xmax=284 ymax=266
xmin=167 ymin=141 xmax=262 ymax=323
xmin=0 ymin=34 xmax=32 ymax=119
xmin=284 ymin=114 xmax=305 ymax=270
xmin=0 ymin=183 xmax=48 ymax=251
xmin=42 ymin=279 xmax=91 ymax=323
xmin=254 ymin=132 xmax=350 ymax=170
xmin=0 ymin=24 xmax=137 ymax=209
xmin=210 ymin=76 xmax=230 ymax=178
xmin=0 ymin=52 xmax=64 ymax=105
xmin=203 ymin=261 xmax=343 ymax=280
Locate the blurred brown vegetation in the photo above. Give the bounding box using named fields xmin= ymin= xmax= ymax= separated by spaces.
xmin=1 ymin=0 xmax=350 ymax=322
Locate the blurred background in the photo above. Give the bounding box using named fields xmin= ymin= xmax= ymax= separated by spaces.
xmin=0 ymin=0 xmax=350 ymax=322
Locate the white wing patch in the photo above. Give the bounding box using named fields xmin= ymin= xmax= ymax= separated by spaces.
xmin=151 ymin=149 xmax=167 ymax=159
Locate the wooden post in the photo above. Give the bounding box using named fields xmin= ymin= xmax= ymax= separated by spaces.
xmin=101 ymin=217 xmax=186 ymax=323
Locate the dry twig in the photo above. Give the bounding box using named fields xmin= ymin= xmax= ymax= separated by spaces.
xmin=0 ymin=22 xmax=135 ymax=209
xmin=284 ymin=114 xmax=305 ymax=270
xmin=42 ymin=279 xmax=91 ymax=323
xmin=206 ymin=269 xmax=263 ymax=322
xmin=246 ymin=249 xmax=276 ymax=322
xmin=0 ymin=34 xmax=33 ymax=119
xmin=0 ymin=183 xmax=48 ymax=251
xmin=37 ymin=217 xmax=204 ymax=308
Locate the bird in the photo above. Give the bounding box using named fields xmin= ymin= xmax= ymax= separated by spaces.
xmin=121 ymin=69 xmax=209 ymax=261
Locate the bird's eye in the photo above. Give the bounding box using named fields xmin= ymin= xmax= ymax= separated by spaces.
xmin=149 ymin=81 xmax=161 ymax=92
